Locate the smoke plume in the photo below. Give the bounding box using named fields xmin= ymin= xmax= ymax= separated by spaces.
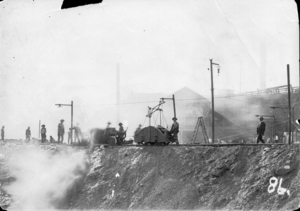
xmin=3 ymin=145 xmax=90 ymax=211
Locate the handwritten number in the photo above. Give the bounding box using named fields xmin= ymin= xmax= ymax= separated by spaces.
xmin=268 ymin=177 xmax=290 ymax=196
xmin=268 ymin=177 xmax=278 ymax=193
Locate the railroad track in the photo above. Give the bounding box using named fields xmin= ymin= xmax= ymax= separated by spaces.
xmin=1 ymin=142 xmax=291 ymax=149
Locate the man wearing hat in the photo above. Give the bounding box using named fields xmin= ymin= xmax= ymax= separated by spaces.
xmin=57 ymin=119 xmax=65 ymax=144
xmin=170 ymin=117 xmax=179 ymax=145
xmin=257 ymin=116 xmax=266 ymax=144
xmin=104 ymin=121 xmax=112 ymax=137
xmin=117 ymin=122 xmax=125 ymax=144
xmin=41 ymin=125 xmax=47 ymax=143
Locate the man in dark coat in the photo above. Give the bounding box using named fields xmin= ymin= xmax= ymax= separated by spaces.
xmin=57 ymin=119 xmax=65 ymax=144
xmin=134 ymin=124 xmax=142 ymax=137
xmin=257 ymin=116 xmax=266 ymax=144
xmin=41 ymin=125 xmax=47 ymax=143
xmin=117 ymin=122 xmax=125 ymax=145
xmin=26 ymin=127 xmax=31 ymax=141
xmin=73 ymin=123 xmax=82 ymax=143
xmin=1 ymin=126 xmax=4 ymax=140
xmin=170 ymin=117 xmax=179 ymax=145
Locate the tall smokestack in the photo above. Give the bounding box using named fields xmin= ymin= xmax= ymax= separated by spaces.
xmin=260 ymin=38 xmax=266 ymax=89
xmin=116 ymin=63 xmax=120 ymax=123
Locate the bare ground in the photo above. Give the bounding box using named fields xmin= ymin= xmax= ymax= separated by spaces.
xmin=1 ymin=140 xmax=300 ymax=210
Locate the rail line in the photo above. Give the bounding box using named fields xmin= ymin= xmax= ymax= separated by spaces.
xmin=92 ymin=143 xmax=290 ymax=148
xmin=2 ymin=142 xmax=292 ymax=149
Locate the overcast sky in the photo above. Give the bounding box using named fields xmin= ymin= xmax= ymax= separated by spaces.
xmin=0 ymin=0 xmax=298 ymax=139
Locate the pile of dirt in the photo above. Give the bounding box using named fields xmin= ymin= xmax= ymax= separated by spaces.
xmin=69 ymin=144 xmax=300 ymax=211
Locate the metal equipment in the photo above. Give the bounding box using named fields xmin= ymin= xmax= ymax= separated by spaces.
xmin=191 ymin=117 xmax=209 ymax=144
xmin=91 ymin=127 xmax=132 ymax=147
xmin=135 ymin=97 xmax=178 ymax=145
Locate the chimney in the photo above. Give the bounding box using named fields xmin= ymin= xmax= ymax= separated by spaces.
xmin=260 ymin=38 xmax=266 ymax=89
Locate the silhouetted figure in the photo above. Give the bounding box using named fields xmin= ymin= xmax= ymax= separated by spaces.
xmin=26 ymin=127 xmax=31 ymax=141
xmin=50 ymin=136 xmax=55 ymax=143
xmin=57 ymin=119 xmax=65 ymax=144
xmin=41 ymin=125 xmax=47 ymax=143
xmin=73 ymin=123 xmax=82 ymax=143
xmin=256 ymin=116 xmax=266 ymax=144
xmin=134 ymin=124 xmax=142 ymax=140
xmin=170 ymin=117 xmax=179 ymax=145
xmin=1 ymin=126 xmax=4 ymax=140
xmin=117 ymin=122 xmax=125 ymax=145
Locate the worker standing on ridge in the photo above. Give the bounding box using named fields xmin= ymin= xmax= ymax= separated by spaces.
xmin=104 ymin=121 xmax=111 ymax=136
xmin=57 ymin=119 xmax=65 ymax=144
xmin=73 ymin=123 xmax=82 ymax=143
xmin=256 ymin=116 xmax=266 ymax=144
xmin=25 ymin=127 xmax=31 ymax=142
xmin=134 ymin=124 xmax=142 ymax=141
xmin=117 ymin=122 xmax=125 ymax=145
xmin=170 ymin=117 xmax=179 ymax=145
xmin=1 ymin=126 xmax=4 ymax=140
xmin=41 ymin=125 xmax=47 ymax=143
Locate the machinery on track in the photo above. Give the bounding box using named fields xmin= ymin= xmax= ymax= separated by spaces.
xmin=91 ymin=126 xmax=133 ymax=147
xmin=135 ymin=96 xmax=178 ymax=145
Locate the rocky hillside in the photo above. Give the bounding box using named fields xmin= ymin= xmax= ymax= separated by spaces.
xmin=69 ymin=144 xmax=300 ymax=211
xmin=1 ymin=140 xmax=300 ymax=210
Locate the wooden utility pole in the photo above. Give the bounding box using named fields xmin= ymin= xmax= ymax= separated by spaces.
xmin=71 ymin=101 xmax=73 ymax=144
xmin=209 ymin=59 xmax=220 ymax=143
xmin=287 ymin=64 xmax=291 ymax=145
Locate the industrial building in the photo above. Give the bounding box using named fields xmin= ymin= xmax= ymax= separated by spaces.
xmin=118 ymin=85 xmax=299 ymax=144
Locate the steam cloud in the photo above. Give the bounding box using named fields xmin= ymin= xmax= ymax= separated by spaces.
xmin=3 ymin=145 xmax=90 ymax=211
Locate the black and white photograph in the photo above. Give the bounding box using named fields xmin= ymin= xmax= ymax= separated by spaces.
xmin=0 ymin=0 xmax=299 ymax=210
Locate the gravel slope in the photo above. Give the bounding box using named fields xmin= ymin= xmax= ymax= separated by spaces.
xmin=70 ymin=144 xmax=300 ymax=210
xmin=1 ymin=140 xmax=300 ymax=210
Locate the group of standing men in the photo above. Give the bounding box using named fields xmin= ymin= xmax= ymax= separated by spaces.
xmin=56 ymin=119 xmax=83 ymax=144
xmin=31 ymin=119 xmax=83 ymax=144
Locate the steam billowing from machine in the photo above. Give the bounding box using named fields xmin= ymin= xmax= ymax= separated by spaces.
xmin=3 ymin=145 xmax=90 ymax=210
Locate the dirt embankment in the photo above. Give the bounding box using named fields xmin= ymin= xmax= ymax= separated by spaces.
xmin=69 ymin=144 xmax=300 ymax=211
xmin=1 ymin=141 xmax=300 ymax=210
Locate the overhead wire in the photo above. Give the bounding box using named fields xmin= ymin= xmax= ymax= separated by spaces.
xmin=215 ymin=0 xmax=264 ymax=77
